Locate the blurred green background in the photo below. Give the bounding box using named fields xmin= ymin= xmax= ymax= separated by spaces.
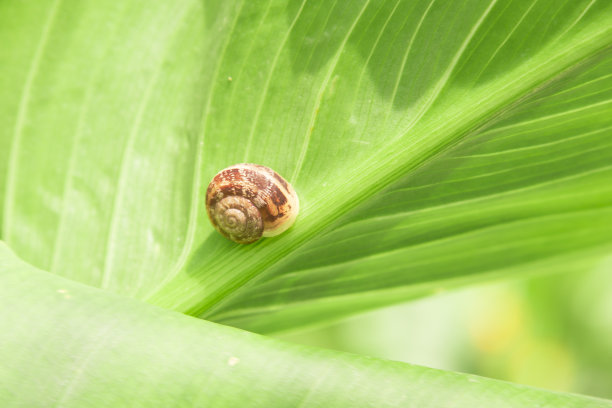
xmin=277 ymin=263 xmax=612 ymax=399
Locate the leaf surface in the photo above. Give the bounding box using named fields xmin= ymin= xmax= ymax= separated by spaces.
xmin=1 ymin=242 xmax=611 ymax=408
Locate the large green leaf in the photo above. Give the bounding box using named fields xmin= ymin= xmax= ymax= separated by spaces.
xmin=2 ymin=0 xmax=611 ymax=332
xmin=2 ymin=242 xmax=611 ymax=408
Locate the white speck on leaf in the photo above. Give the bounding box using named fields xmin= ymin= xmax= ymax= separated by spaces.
xmin=228 ymin=356 xmax=240 ymax=366
xmin=57 ymin=289 xmax=71 ymax=299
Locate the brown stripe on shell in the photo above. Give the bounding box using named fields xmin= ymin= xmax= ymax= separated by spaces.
xmin=205 ymin=163 xmax=299 ymax=243
xmin=272 ymin=172 xmax=290 ymax=191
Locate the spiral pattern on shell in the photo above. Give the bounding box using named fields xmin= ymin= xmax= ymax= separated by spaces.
xmin=205 ymin=164 xmax=299 ymax=244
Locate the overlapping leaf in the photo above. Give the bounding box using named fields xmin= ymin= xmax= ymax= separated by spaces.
xmin=3 ymin=243 xmax=611 ymax=407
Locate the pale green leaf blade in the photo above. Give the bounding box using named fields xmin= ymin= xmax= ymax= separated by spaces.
xmin=1 ymin=242 xmax=611 ymax=408
xmin=0 ymin=0 xmax=233 ymax=297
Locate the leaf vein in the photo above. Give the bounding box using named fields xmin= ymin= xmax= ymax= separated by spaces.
xmin=2 ymin=0 xmax=62 ymax=241
xmin=292 ymin=0 xmax=373 ymax=182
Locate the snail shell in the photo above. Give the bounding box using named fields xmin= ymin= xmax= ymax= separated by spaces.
xmin=205 ymin=164 xmax=299 ymax=244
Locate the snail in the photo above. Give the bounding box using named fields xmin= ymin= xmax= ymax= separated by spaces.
xmin=205 ymin=164 xmax=299 ymax=244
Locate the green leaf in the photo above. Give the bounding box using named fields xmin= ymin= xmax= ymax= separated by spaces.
xmin=2 ymin=0 xmax=611 ymax=334
xmin=2 ymin=242 xmax=611 ymax=408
